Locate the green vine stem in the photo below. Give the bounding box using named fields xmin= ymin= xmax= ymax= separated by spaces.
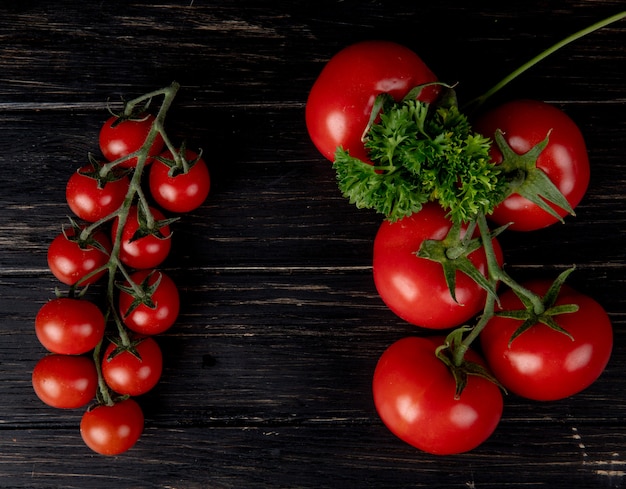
xmin=463 ymin=11 xmax=626 ymax=113
xmin=79 ymin=82 xmax=180 ymax=403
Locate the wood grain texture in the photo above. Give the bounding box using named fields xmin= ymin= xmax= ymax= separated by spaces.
xmin=0 ymin=1 xmax=625 ymax=487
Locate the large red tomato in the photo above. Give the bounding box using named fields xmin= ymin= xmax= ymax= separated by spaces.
xmin=373 ymin=202 xmax=503 ymax=329
xmin=480 ymin=280 xmax=613 ymax=401
xmin=473 ymin=99 xmax=590 ymax=231
xmin=373 ymin=336 xmax=503 ymax=455
xmin=306 ymin=40 xmax=439 ymax=162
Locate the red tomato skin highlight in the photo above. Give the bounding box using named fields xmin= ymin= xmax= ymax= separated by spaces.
xmin=306 ymin=40 xmax=439 ymax=162
xmin=480 ymin=281 xmax=613 ymax=401
xmin=373 ymin=202 xmax=503 ymax=329
xmin=474 ymin=99 xmax=590 ymax=231
xmin=373 ymin=336 xmax=503 ymax=455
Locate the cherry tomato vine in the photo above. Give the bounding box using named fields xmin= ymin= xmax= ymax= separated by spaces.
xmin=33 ymin=81 xmax=211 ymax=455
xmin=307 ymin=12 xmax=624 ymax=454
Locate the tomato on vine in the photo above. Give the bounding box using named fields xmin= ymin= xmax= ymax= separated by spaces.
xmin=480 ymin=279 xmax=613 ymax=401
xmin=101 ymin=336 xmax=163 ymax=396
xmin=99 ymin=113 xmax=165 ymax=168
xmin=47 ymin=227 xmax=111 ymax=286
xmin=80 ymin=398 xmax=144 ymax=456
xmin=373 ymin=336 xmax=503 ymax=455
xmin=112 ymin=205 xmax=174 ymax=270
xmin=66 ymin=162 xmax=130 ymax=223
xmin=473 ymin=99 xmax=590 ymax=231
xmin=373 ymin=202 xmax=503 ymax=330
xmin=118 ymin=269 xmax=180 ymax=335
xmin=306 ymin=40 xmax=440 ymax=163
xmin=32 ymin=354 xmax=98 ymax=409
xmin=149 ymin=149 xmax=211 ymax=213
xmin=35 ymin=298 xmax=105 ymax=355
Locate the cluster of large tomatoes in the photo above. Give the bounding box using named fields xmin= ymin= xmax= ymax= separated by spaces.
xmin=32 ymin=83 xmax=210 ymax=455
xmin=306 ymin=41 xmax=613 ymax=455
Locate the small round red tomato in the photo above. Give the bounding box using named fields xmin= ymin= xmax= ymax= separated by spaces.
xmin=480 ymin=280 xmax=613 ymax=401
xmin=101 ymin=336 xmax=163 ymax=396
xmin=47 ymin=228 xmax=111 ymax=286
xmin=35 ymin=298 xmax=105 ymax=355
xmin=119 ymin=269 xmax=180 ymax=335
xmin=32 ymin=354 xmax=98 ymax=409
xmin=99 ymin=113 xmax=164 ymax=168
xmin=80 ymin=398 xmax=144 ymax=455
xmin=111 ymin=205 xmax=172 ymax=269
xmin=474 ymin=99 xmax=590 ymax=231
xmin=373 ymin=336 xmax=503 ymax=455
xmin=149 ymin=149 xmax=211 ymax=213
xmin=66 ymin=164 xmax=130 ymax=222
xmin=373 ymin=202 xmax=503 ymax=329
xmin=306 ymin=40 xmax=440 ymax=162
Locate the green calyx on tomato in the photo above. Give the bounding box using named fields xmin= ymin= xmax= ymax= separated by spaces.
xmin=127 ymin=203 xmax=178 ymax=243
xmin=490 ymin=129 xmax=574 ymax=224
xmin=116 ymin=269 xmax=163 ymax=317
xmin=435 ymin=326 xmax=506 ymax=399
xmin=494 ymin=267 xmax=579 ymax=346
xmin=416 ymin=217 xmax=506 ymax=304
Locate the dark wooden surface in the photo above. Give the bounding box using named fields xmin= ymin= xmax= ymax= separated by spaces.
xmin=1 ymin=1 xmax=625 ymax=487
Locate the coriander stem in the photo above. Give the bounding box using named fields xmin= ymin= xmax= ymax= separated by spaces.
xmin=463 ymin=11 xmax=626 ymax=112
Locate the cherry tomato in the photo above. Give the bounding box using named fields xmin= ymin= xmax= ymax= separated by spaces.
xmin=306 ymin=40 xmax=440 ymax=162
xmin=480 ymin=280 xmax=613 ymax=401
xmin=101 ymin=336 xmax=163 ymax=396
xmin=474 ymin=99 xmax=590 ymax=231
xmin=35 ymin=298 xmax=105 ymax=355
xmin=99 ymin=113 xmax=164 ymax=168
xmin=119 ymin=269 xmax=180 ymax=335
xmin=149 ymin=149 xmax=211 ymax=213
xmin=373 ymin=336 xmax=503 ymax=455
xmin=66 ymin=164 xmax=130 ymax=222
xmin=32 ymin=354 xmax=98 ymax=409
xmin=373 ymin=202 xmax=503 ymax=329
xmin=111 ymin=205 xmax=172 ymax=270
xmin=47 ymin=227 xmax=111 ymax=286
xmin=80 ymin=398 xmax=144 ymax=455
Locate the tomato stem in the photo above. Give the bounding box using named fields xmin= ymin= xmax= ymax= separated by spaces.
xmin=463 ymin=11 xmax=626 ymax=112
xmin=454 ymin=213 xmax=548 ymax=362
xmin=93 ymin=339 xmax=115 ymax=407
